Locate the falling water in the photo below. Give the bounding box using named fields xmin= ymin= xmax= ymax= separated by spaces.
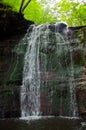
xmin=68 ymin=47 xmax=78 ymax=117
xmin=21 ymin=25 xmax=41 ymax=116
xmin=20 ymin=24 xmax=81 ymax=117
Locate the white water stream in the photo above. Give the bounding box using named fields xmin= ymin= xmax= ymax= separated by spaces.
xmin=20 ymin=24 xmax=79 ymax=118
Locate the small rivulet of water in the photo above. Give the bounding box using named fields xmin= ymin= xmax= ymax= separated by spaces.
xmin=19 ymin=23 xmax=82 ymax=118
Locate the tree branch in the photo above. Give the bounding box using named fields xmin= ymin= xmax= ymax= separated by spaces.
xmin=21 ymin=0 xmax=31 ymax=13
xmin=19 ymin=0 xmax=25 ymax=13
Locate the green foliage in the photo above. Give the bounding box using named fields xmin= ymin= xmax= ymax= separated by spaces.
xmin=53 ymin=0 xmax=86 ymax=26
xmin=22 ymin=0 xmax=58 ymax=24
xmin=0 ymin=0 xmax=86 ymax=25
xmin=23 ymin=0 xmax=44 ymax=24
xmin=0 ymin=0 xmax=21 ymax=11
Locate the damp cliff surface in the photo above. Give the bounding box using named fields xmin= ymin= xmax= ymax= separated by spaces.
xmin=19 ymin=24 xmax=86 ymax=118
xmin=0 ymin=3 xmax=86 ymax=118
xmin=0 ymin=3 xmax=34 ymax=118
xmin=0 ymin=24 xmax=86 ymax=119
xmin=9 ymin=24 xmax=86 ymax=118
xmin=0 ymin=24 xmax=86 ymax=118
xmin=68 ymin=26 xmax=86 ymax=119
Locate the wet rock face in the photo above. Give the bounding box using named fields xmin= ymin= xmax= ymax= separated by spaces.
xmin=0 ymin=3 xmax=34 ymax=118
xmin=76 ymin=66 xmax=86 ymax=119
xmin=40 ymin=26 xmax=86 ymax=117
xmin=0 ymin=85 xmax=20 ymax=118
xmin=68 ymin=27 xmax=86 ymax=119
xmin=0 ymin=38 xmax=21 ymax=118
xmin=0 ymin=7 xmax=86 ymax=119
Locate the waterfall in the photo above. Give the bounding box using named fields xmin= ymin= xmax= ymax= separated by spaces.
xmin=68 ymin=47 xmax=78 ymax=117
xmin=21 ymin=25 xmax=41 ymax=116
xmin=20 ymin=24 xmax=81 ymax=117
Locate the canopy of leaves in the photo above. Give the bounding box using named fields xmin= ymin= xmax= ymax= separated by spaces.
xmin=53 ymin=0 xmax=86 ymax=26
xmin=0 ymin=0 xmax=86 ymax=26
xmin=0 ymin=0 xmax=21 ymax=11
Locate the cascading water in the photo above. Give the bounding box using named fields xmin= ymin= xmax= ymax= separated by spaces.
xmin=20 ymin=24 xmax=81 ymax=118
xmin=21 ymin=25 xmax=41 ymax=116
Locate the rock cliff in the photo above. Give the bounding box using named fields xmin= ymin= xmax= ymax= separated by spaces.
xmin=0 ymin=3 xmax=86 ymax=119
